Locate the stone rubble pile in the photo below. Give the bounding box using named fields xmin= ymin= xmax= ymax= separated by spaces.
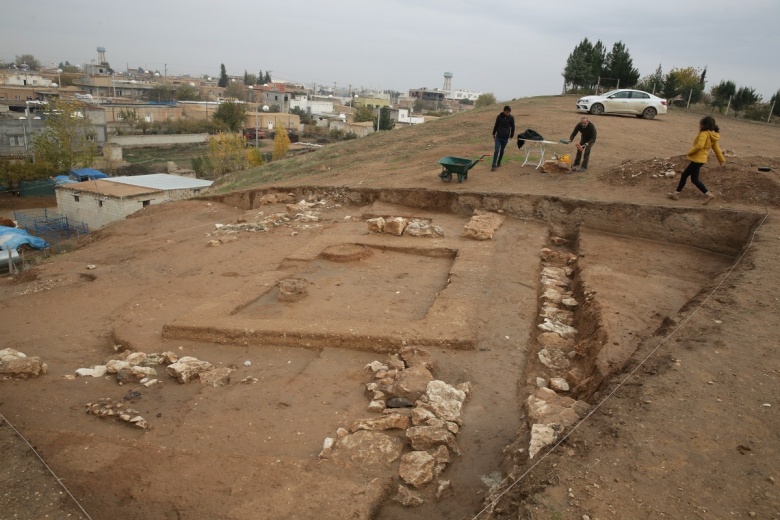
xmin=0 ymin=348 xmax=47 ymax=379
xmin=366 ymin=217 xmax=444 ymax=238
xmin=319 ymin=347 xmax=469 ymax=507
xmin=207 ymin=198 xmax=337 ymax=246
xmin=85 ymin=398 xmax=150 ymax=429
xmin=525 ymin=238 xmax=591 ymax=459
xmin=462 ymin=210 xmax=504 ymax=241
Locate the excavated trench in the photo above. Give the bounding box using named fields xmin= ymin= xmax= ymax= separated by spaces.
xmin=186 ymin=186 xmax=761 ymax=518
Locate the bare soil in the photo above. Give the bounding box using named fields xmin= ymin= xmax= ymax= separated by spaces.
xmin=1 ymin=95 xmax=779 ymax=520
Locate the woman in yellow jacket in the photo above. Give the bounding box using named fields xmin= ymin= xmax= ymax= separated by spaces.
xmin=668 ymin=116 xmax=725 ymax=204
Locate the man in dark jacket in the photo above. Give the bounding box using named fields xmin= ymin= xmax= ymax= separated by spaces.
xmin=568 ymin=117 xmax=597 ymax=171
xmin=491 ymin=106 xmax=515 ymax=171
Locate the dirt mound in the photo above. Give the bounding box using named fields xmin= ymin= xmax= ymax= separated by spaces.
xmin=600 ymin=155 xmax=780 ymax=206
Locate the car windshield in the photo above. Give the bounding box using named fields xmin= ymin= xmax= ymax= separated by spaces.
xmin=601 ymin=90 xmax=620 ymax=97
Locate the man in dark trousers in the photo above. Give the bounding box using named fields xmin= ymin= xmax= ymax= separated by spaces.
xmin=568 ymin=117 xmax=597 ymax=172
xmin=491 ymin=106 xmax=515 ymax=171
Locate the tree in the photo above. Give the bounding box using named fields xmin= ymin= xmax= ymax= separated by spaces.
xmin=176 ymin=84 xmax=200 ymax=101
xmin=710 ymin=80 xmax=736 ymax=112
xmin=602 ymin=41 xmax=640 ymax=89
xmin=15 ymin=54 xmax=41 ymax=70
xmin=290 ymin=106 xmax=312 ymax=125
xmin=272 ymin=121 xmax=290 ymax=160
xmin=256 ymin=71 xmax=264 ymax=85
xmin=224 ymin=80 xmax=245 ymax=100
xmin=636 ymin=64 xmax=664 ymax=95
xmin=563 ymin=38 xmax=608 ymax=92
xmin=731 ymin=86 xmax=761 ymax=117
xmin=243 ymin=70 xmax=257 ymax=86
xmin=117 ymin=108 xmax=140 ymax=133
xmin=771 ymin=89 xmax=780 ymax=117
xmin=264 ymin=71 xmax=272 ymax=84
xmin=33 ymin=100 xmax=98 ymax=173
xmin=213 ymin=100 xmax=247 ymax=132
xmin=663 ymin=67 xmax=705 ymax=104
xmin=218 ymin=63 xmax=229 ymax=88
xmin=475 ymin=93 xmax=496 ymax=108
xmin=353 ymin=106 xmax=375 ymax=123
xmin=378 ymin=106 xmax=394 ymax=131
xmin=58 ymin=61 xmax=80 ymax=73
xmin=147 ymin=85 xmax=176 ymax=102
xmin=196 ymin=133 xmax=260 ymax=179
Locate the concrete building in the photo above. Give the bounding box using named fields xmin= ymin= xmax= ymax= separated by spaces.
xmin=55 ymin=174 xmax=213 ymax=230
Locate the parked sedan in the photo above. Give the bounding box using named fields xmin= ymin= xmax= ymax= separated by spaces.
xmin=576 ymin=89 xmax=668 ymax=119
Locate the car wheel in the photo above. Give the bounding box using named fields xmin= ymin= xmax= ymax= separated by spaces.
xmin=590 ymin=103 xmax=604 ymax=115
xmin=642 ymin=107 xmax=657 ymax=120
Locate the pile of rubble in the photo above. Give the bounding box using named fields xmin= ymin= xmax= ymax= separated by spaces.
xmin=207 ymin=199 xmax=335 ymax=246
xmin=463 ymin=210 xmax=504 ymax=241
xmin=74 ymin=351 xmax=232 ymax=430
xmin=74 ymin=350 xmax=231 ymax=388
xmin=524 ymin=239 xmax=592 ymax=458
xmin=319 ymin=347 xmax=470 ymax=507
xmin=0 ymin=348 xmax=47 ymax=379
xmin=85 ymin=398 xmax=150 ymax=430
xmin=367 ymin=217 xmax=444 ymax=238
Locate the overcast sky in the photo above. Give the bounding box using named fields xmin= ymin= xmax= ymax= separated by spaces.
xmin=2 ymin=0 xmax=778 ymax=101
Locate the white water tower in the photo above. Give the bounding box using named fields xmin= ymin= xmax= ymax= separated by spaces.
xmin=443 ymin=72 xmax=453 ymax=94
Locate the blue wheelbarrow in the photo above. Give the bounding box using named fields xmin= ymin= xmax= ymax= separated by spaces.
xmin=438 ymin=154 xmax=489 ymax=183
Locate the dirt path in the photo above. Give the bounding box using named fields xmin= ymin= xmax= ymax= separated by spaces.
xmin=1 ymin=95 xmax=779 ymax=519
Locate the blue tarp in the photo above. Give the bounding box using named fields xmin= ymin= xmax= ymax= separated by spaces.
xmin=0 ymin=226 xmax=50 ymax=252
xmin=70 ymin=168 xmax=108 ymax=182
xmin=55 ymin=175 xmax=78 ymax=185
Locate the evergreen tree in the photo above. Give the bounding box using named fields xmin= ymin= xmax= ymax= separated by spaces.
xmin=563 ymin=38 xmax=595 ymax=91
xmin=637 ymin=65 xmax=664 ymax=95
xmin=731 ymin=86 xmax=761 ymax=117
xmin=378 ymin=106 xmax=394 ymax=131
xmin=602 ymin=41 xmax=640 ymax=89
xmin=771 ymin=89 xmax=780 ymax=117
xmin=588 ymin=40 xmax=607 ymax=89
xmin=264 ymin=71 xmax=272 ymax=84
xmin=710 ymin=80 xmax=736 ymax=110
xmin=218 ymin=63 xmax=228 ymax=88
xmin=256 ymin=71 xmax=264 ymax=85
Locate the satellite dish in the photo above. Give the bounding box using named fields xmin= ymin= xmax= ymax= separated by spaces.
xmin=338 ymin=113 xmax=346 ymax=121
xmin=262 ymin=105 xmax=270 ymax=112
xmin=51 ymin=83 xmax=58 ymax=88
xmin=189 ymin=82 xmax=195 ymax=87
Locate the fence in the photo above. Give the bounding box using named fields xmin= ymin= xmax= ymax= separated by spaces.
xmin=14 ymin=208 xmax=89 ymax=252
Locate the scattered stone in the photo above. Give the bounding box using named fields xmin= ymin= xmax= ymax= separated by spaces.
xmin=550 ymin=377 xmax=570 ymax=392
xmin=166 ymin=356 xmax=215 ymax=383
xmin=0 ymin=348 xmax=45 ymax=378
xmin=539 ymin=160 xmax=572 ymax=174
xmin=199 ymin=367 xmax=233 ymax=387
xmin=399 ymin=346 xmax=434 ymax=371
xmin=75 ymin=365 xmax=108 ymax=378
xmin=529 ymin=423 xmax=559 ymax=458
xmin=386 ymin=397 xmax=414 ymax=408
xmin=406 ymin=426 xmax=460 ymax=455
xmin=384 ymin=217 xmax=408 ymax=236
xmin=319 ymin=437 xmax=335 ymax=459
xmin=463 ymin=210 xmax=504 ymax=241
xmin=350 ymin=413 xmax=410 ymax=432
xmin=367 ymin=217 xmax=385 ymax=233
xmin=436 ymin=480 xmax=453 ymax=501
xmin=420 ymin=380 xmax=467 ymax=424
xmin=394 ymin=364 xmax=434 ymax=401
xmin=332 ymin=430 xmax=404 ymax=467
xmin=399 ymin=451 xmax=436 ymax=488
xmin=538 ymin=318 xmax=578 ymax=339
xmin=393 ymin=485 xmax=424 ymax=507
xmin=116 ymin=365 xmax=157 ymax=383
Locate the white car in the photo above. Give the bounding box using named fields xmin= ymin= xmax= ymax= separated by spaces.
xmin=576 ymin=89 xmax=668 ymax=119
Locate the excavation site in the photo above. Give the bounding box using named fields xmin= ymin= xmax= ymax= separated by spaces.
xmin=2 ymin=97 xmax=780 ymax=520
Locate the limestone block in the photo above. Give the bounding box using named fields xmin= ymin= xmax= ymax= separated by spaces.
xmin=399 ymin=451 xmax=436 ymax=488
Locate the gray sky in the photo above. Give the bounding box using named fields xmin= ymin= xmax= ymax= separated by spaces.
xmin=2 ymin=0 xmax=778 ymax=100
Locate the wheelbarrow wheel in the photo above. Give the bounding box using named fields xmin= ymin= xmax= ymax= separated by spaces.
xmin=440 ymin=170 xmax=453 ymax=182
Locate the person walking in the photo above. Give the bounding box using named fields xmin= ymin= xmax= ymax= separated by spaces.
xmin=491 ymin=106 xmax=515 ymax=171
xmin=568 ymin=117 xmax=597 ymax=172
xmin=668 ymin=116 xmax=725 ymax=205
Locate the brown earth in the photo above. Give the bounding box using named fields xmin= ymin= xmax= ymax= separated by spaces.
xmin=1 ymin=95 xmax=779 ymax=520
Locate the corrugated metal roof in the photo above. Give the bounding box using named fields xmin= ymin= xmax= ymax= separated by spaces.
xmin=57 ymin=179 xmax=161 ymax=198
xmin=107 ymin=174 xmax=213 ymax=191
